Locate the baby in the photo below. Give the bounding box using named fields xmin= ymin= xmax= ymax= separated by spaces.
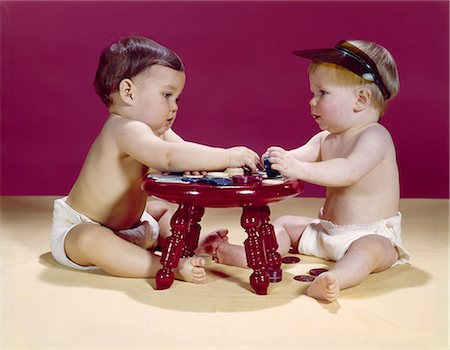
xmin=50 ymin=36 xmax=259 ymax=283
xmin=197 ymin=40 xmax=410 ymax=301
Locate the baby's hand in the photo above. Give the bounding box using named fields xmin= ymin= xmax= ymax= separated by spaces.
xmin=267 ymin=146 xmax=300 ymax=179
xmin=260 ymin=150 xmax=269 ymax=163
xmin=183 ymin=170 xmax=208 ymax=176
xmin=229 ymin=146 xmax=261 ymax=173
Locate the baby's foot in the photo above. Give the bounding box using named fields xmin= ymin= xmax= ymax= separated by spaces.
xmin=174 ymin=256 xmax=206 ymax=284
xmin=195 ymin=229 xmax=229 ymax=259
xmin=116 ymin=221 xmax=158 ymax=249
xmin=306 ymin=271 xmax=340 ymax=302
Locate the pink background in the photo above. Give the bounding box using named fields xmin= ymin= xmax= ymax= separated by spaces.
xmin=1 ymin=1 xmax=448 ymax=197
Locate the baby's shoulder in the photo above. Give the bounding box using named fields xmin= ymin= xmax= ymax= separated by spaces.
xmin=363 ymin=122 xmax=391 ymax=134
xmin=358 ymin=123 xmax=394 ymax=143
xmin=315 ymin=130 xmax=331 ymax=143
xmin=352 ymin=124 xmax=397 ymax=157
xmin=102 ymin=114 xmax=152 ymax=136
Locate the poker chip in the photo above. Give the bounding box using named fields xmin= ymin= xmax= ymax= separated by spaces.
xmin=263 ymin=156 xmax=280 ymax=178
xmin=224 ymin=167 xmax=244 ymax=176
xmin=281 ymin=256 xmax=300 ymax=264
xmin=149 ymin=174 xmax=189 ymax=183
xmin=268 ymin=269 xmax=282 ymax=283
xmin=293 ymin=275 xmax=315 ymax=282
xmin=309 ymin=268 xmax=328 ymax=276
xmin=183 ymin=174 xmax=204 ymax=178
xmin=232 ymin=175 xmax=262 ymax=185
xmin=207 ymin=172 xmax=230 ymax=179
xmin=262 ymin=179 xmax=285 ymax=185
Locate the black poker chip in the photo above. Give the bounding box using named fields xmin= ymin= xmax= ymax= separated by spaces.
xmin=281 ymin=256 xmax=300 ymax=264
xmin=309 ymin=268 xmax=328 ymax=276
xmin=293 ymin=275 xmax=315 ymax=282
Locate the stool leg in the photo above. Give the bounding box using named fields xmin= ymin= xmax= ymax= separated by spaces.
xmin=182 ymin=206 xmax=205 ymax=257
xmin=241 ymin=207 xmax=270 ymax=295
xmin=259 ymin=206 xmax=282 ymax=283
xmin=156 ymin=204 xmax=189 ymax=290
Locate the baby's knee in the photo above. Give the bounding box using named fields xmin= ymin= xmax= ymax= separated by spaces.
xmin=350 ymin=235 xmax=397 ymax=268
xmin=146 ymin=200 xmax=172 ymax=219
xmin=66 ymin=223 xmax=108 ymax=250
xmin=273 ymin=215 xmax=313 ymax=237
xmin=272 ymin=215 xmax=298 ymax=228
xmin=64 ymin=224 xmax=110 ymax=266
xmin=354 ymin=234 xmax=392 ymax=251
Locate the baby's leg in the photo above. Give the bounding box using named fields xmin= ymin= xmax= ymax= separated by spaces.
xmin=272 ymin=215 xmax=314 ymax=255
xmin=115 ymin=221 xmax=157 ymax=249
xmin=306 ymin=234 xmax=398 ymax=302
xmin=116 ymin=200 xmax=173 ymax=250
xmin=196 ymin=215 xmax=313 ymax=268
xmin=195 ymin=229 xmax=229 ymax=255
xmin=195 ymin=229 xmax=247 ymax=268
xmin=64 ymin=223 xmax=206 ymax=283
xmin=146 ymin=199 xmax=173 ymax=242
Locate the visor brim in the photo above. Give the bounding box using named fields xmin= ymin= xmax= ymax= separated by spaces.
xmin=292 ymin=48 xmax=369 ymax=78
xmin=292 ymin=45 xmax=392 ymax=100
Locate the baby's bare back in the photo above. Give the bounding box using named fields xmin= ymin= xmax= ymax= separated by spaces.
xmin=67 ymin=117 xmax=149 ymax=230
xmin=321 ymin=124 xmax=399 ymax=225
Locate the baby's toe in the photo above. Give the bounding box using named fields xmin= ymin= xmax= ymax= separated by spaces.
xmin=191 ymin=256 xmax=205 ymax=267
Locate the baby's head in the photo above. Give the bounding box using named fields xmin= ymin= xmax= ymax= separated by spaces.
xmin=294 ymin=40 xmax=399 ymax=116
xmin=94 ymin=36 xmax=185 ymax=107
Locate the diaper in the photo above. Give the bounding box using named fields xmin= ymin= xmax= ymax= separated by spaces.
xmin=298 ymin=211 xmax=410 ymax=266
xmin=50 ymin=197 xmax=160 ymax=270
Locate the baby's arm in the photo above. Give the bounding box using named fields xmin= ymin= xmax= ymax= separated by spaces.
xmin=161 ymin=129 xmax=209 ymax=175
xmin=286 ymin=131 xmax=327 ymax=162
xmin=161 ymin=128 xmax=185 ymax=143
xmin=117 ymin=120 xmax=259 ymax=172
xmin=269 ymin=126 xmax=392 ymax=187
xmin=263 ymin=131 xmax=326 ymax=163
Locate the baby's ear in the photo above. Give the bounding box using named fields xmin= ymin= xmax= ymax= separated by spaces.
xmin=354 ymin=88 xmax=371 ymax=112
xmin=118 ymin=78 xmax=135 ymax=105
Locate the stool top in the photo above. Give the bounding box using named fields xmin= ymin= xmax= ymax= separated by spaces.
xmin=141 ymin=174 xmax=304 ymax=208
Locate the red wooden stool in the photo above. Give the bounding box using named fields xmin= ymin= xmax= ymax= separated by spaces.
xmin=141 ymin=175 xmax=303 ymax=295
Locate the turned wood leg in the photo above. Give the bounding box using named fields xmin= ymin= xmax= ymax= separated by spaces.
xmin=156 ymin=204 xmax=189 ymax=290
xmin=182 ymin=206 xmax=205 ymax=257
xmin=258 ymin=206 xmax=282 ymax=283
xmin=241 ymin=207 xmax=270 ymax=295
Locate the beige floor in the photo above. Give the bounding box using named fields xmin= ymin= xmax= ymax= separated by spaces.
xmin=1 ymin=196 xmax=448 ymax=349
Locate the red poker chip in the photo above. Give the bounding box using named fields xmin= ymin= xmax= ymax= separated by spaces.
xmin=293 ymin=275 xmax=315 ymax=282
xmin=309 ymin=268 xmax=328 ymax=276
xmin=281 ymin=256 xmax=300 ymax=264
